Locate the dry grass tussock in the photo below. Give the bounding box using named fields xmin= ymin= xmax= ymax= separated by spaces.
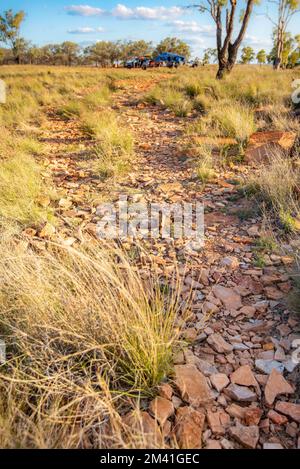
xmin=246 ymin=148 xmax=300 ymax=233
xmin=0 ymin=238 xmax=183 ymax=448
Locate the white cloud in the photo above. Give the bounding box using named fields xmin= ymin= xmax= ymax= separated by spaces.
xmin=112 ymin=4 xmax=183 ymax=20
xmin=68 ymin=26 xmax=104 ymax=34
xmin=168 ymin=20 xmax=214 ymax=35
xmin=244 ymin=34 xmax=272 ymax=48
xmin=65 ymin=5 xmax=105 ymax=16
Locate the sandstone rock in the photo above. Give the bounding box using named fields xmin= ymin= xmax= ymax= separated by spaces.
xmin=275 ymin=401 xmax=300 ymax=423
xmin=224 ymin=384 xmax=257 ymax=402
xmin=220 ymin=438 xmax=235 ymax=449
xmin=123 ymin=411 xmax=162 ymax=447
xmin=245 ymin=131 xmax=296 ymax=164
xmin=210 ymin=373 xmax=230 ymax=392
xmin=149 ymin=397 xmax=174 ymax=425
xmin=205 ymin=440 xmax=222 ymax=449
xmin=159 ymin=383 xmax=173 ymax=400
xmin=286 ymin=422 xmax=298 ymax=438
xmin=207 ymin=333 xmax=233 ymax=354
xmin=140 ymin=412 xmax=161 ymax=440
xmin=229 ymin=422 xmax=259 ymax=449
xmin=264 ymin=287 xmax=284 ymax=300
xmin=175 ymin=407 xmax=205 ymax=449
xmin=244 ymin=407 xmax=263 ymax=426
xmin=263 ymin=443 xmax=284 ymax=450
xmin=174 ymin=365 xmax=211 ymax=407
xmin=255 ymin=359 xmax=285 ymax=375
xmin=159 ymin=182 xmax=182 ymax=193
xmin=239 ymin=306 xmax=256 ymax=318
xmin=195 ymin=358 xmax=218 ymax=377
xmin=226 ymin=403 xmax=247 ymax=420
xmin=260 ymin=418 xmax=270 ymax=433
xmin=212 ymin=285 xmax=242 ymax=311
xmin=202 ymin=301 xmax=219 ymax=315
xmin=268 ymin=410 xmax=288 ymax=425
xmin=265 ymin=369 xmax=294 ymax=406
xmin=220 ymin=256 xmax=240 ymax=270
xmin=39 ymin=223 xmax=56 ymax=238
xmin=207 ymin=409 xmax=230 ymax=435
xmin=230 ymin=365 xmax=258 ymax=388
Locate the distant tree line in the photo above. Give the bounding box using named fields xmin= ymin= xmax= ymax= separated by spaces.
xmin=0 ymin=37 xmax=193 ymax=67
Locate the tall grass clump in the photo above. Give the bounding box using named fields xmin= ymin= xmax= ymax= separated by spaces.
xmin=81 ymin=110 xmax=134 ymax=178
xmin=146 ymin=85 xmax=192 ymax=117
xmin=193 ymin=144 xmax=216 ymax=183
xmin=82 ymin=87 xmax=111 ymax=110
xmin=57 ymin=100 xmax=82 ymax=120
xmin=211 ymin=104 xmax=256 ymax=147
xmin=0 ymin=153 xmax=53 ymax=226
xmin=246 ymin=149 xmax=300 ymax=232
xmin=0 ymin=240 xmax=182 ymax=448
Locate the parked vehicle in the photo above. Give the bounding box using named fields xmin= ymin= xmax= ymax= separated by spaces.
xmin=153 ymin=52 xmax=186 ymax=68
xmin=125 ymin=52 xmax=186 ymax=70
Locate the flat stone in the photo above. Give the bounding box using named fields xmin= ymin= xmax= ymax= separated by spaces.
xmin=174 ymin=365 xmax=211 ymax=407
xmin=244 ymin=407 xmax=263 ymax=426
xmin=239 ymin=306 xmax=256 ymax=318
xmin=220 ymin=257 xmax=240 ymax=270
xmin=230 ymin=365 xmax=258 ymax=387
xmin=265 ymin=369 xmax=294 ymax=406
xmin=159 ymin=182 xmax=182 ymax=193
xmin=149 ymin=397 xmax=174 ymax=425
xmin=205 ymin=440 xmax=222 ymax=449
xmin=123 ymin=411 xmax=163 ymax=446
xmin=283 ymin=359 xmax=298 ymax=373
xmin=255 ymin=359 xmax=285 ymax=375
xmin=207 ymin=409 xmax=230 ymax=435
xmin=202 ymin=301 xmax=219 ymax=315
xmin=207 ymin=333 xmax=233 ymax=354
xmin=175 ymin=407 xmax=205 ymax=449
xmin=158 ymin=383 xmax=173 ymax=400
xmin=245 ymin=131 xmax=296 ymax=164
xmin=212 ymin=285 xmax=242 ymax=311
xmin=220 ymin=438 xmax=235 ymax=449
xmin=268 ymin=410 xmax=288 ymax=425
xmin=274 ymin=346 xmax=286 ymax=361
xmin=243 ymin=320 xmax=274 ymax=333
xmin=263 ymin=443 xmax=284 ymax=450
xmin=229 ymin=422 xmax=259 ymax=449
xmin=224 ymin=384 xmax=257 ymax=402
xmin=194 ymin=358 xmax=218 ymax=377
xmin=226 ymin=403 xmax=247 ymax=420
xmin=275 ymin=401 xmax=300 ymax=423
xmin=264 ymin=287 xmax=284 ymax=300
xmin=210 ymin=373 xmax=230 ymax=392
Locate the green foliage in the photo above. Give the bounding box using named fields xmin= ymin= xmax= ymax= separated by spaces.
xmin=256 ymin=49 xmax=267 ymax=64
xmin=154 ymin=37 xmax=191 ymax=59
xmin=0 ymin=153 xmax=53 ymax=226
xmin=241 ymin=46 xmax=255 ymax=64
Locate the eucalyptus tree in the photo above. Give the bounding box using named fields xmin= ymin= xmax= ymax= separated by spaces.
xmin=188 ymin=1 xmax=257 ymax=78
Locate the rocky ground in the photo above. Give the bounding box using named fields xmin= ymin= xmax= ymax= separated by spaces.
xmin=30 ymin=76 xmax=300 ymax=449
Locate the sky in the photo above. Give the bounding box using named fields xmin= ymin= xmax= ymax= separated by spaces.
xmin=3 ymin=1 xmax=300 ymax=57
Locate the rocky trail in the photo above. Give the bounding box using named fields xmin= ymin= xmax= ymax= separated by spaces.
xmin=35 ymin=76 xmax=300 ymax=449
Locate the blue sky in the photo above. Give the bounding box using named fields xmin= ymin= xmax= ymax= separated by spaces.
xmin=3 ymin=1 xmax=300 ymax=57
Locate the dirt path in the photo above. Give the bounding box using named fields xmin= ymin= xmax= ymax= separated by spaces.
xmin=39 ymin=77 xmax=300 ymax=449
